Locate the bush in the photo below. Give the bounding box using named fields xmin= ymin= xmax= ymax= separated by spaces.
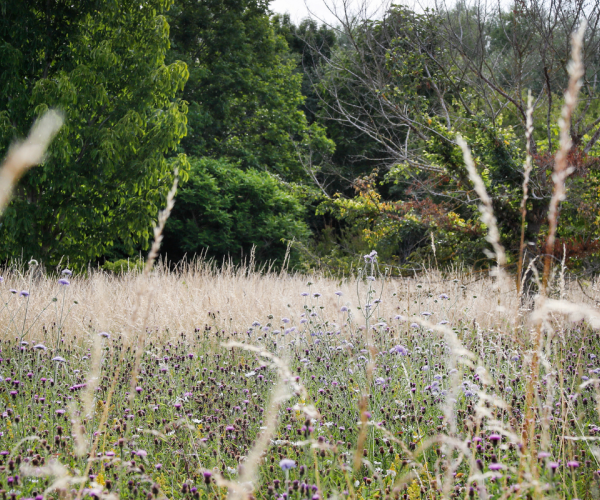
xmin=162 ymin=157 xmax=310 ymax=266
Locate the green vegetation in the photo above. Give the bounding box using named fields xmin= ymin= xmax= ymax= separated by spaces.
xmin=2 ymin=0 xmax=600 ymax=276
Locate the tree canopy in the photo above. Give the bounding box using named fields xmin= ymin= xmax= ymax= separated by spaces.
xmin=0 ymin=0 xmax=190 ymax=266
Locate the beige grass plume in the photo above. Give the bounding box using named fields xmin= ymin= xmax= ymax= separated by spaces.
xmin=0 ymin=110 xmax=64 ymax=211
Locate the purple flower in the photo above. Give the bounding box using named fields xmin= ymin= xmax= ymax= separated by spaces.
xmin=33 ymin=344 xmax=47 ymax=350
xmin=301 ymin=292 xmax=309 ymax=297
xmin=9 ymin=289 xmax=16 ymax=294
xmin=58 ymin=279 xmax=70 ymax=286
xmin=136 ymin=450 xmax=147 ymax=457
xmin=62 ymin=269 xmax=72 ymax=276
xmin=538 ymin=452 xmax=551 ymax=459
xmin=489 ymin=463 xmax=503 ymax=471
xmin=439 ymin=293 xmax=449 ymax=299
xmin=411 ymin=323 xmax=420 ymax=329
xmin=389 ymin=345 xmax=408 ymax=356
xmin=52 ymin=356 xmax=66 ymax=363
xmin=282 ymin=317 xmax=290 ymax=324
xmin=335 ymin=291 xmax=343 ymax=296
xmin=20 ymin=290 xmax=30 ymax=297
xmin=280 ymin=458 xmax=296 ymax=471
xmin=567 ymin=460 xmax=579 ymax=468
xmin=489 ymin=433 xmax=502 ymax=443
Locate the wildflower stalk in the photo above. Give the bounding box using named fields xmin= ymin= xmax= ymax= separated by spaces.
xmin=522 ymin=21 xmax=586 ymax=488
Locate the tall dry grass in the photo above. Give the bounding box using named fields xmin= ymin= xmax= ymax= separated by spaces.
xmin=0 ymin=261 xmax=597 ymax=347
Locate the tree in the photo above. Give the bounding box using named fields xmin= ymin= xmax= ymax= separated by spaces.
xmin=299 ymin=0 xmax=600 ymax=267
xmin=167 ymin=0 xmax=332 ymax=181
xmin=0 ymin=0 xmax=189 ymax=266
xmin=162 ymin=157 xmax=310 ymax=264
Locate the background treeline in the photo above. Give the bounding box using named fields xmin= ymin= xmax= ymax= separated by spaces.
xmin=2 ymin=0 xmax=600 ymax=275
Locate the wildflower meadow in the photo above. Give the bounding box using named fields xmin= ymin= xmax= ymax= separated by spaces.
xmin=0 ymin=254 xmax=599 ymax=500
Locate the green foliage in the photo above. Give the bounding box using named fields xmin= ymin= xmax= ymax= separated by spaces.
xmin=167 ymin=0 xmax=333 ymax=180
xmin=162 ymin=158 xmax=310 ymax=265
xmin=101 ymin=258 xmax=145 ymax=274
xmin=0 ymin=0 xmax=190 ymax=267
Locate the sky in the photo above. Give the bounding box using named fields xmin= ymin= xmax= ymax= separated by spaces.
xmin=269 ymin=0 xmax=390 ymax=25
xmin=269 ymin=0 xmax=434 ymax=25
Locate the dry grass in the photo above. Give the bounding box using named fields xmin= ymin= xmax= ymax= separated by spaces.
xmin=1 ymin=262 xmax=598 ymax=347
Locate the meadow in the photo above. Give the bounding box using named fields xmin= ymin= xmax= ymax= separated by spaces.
xmin=0 ymin=258 xmax=600 ymax=500
xmin=2 ymin=10 xmax=600 ymax=500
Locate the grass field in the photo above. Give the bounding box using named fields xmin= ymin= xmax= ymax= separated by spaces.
xmin=1 ymin=260 xmax=600 ymax=500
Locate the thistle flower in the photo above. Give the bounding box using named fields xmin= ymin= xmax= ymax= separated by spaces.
xmin=280 ymin=458 xmax=296 ymax=471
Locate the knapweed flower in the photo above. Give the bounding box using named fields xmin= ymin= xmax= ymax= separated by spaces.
xmin=363 ymin=250 xmax=377 ymax=263
xmin=489 ymin=463 xmax=503 ymax=471
xmin=538 ymin=452 xmax=551 ymax=459
xmin=20 ymin=290 xmax=30 ymax=297
xmin=136 ymin=450 xmax=148 ymax=457
xmin=58 ymin=278 xmax=70 ymax=286
xmin=489 ymin=433 xmax=502 ymax=444
xmin=389 ymin=345 xmax=408 ymax=356
xmin=567 ymin=460 xmax=580 ymax=468
xmin=280 ymin=458 xmax=296 ymax=471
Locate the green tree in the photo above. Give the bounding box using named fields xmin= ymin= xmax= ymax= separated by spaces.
xmin=0 ymin=0 xmax=189 ymax=266
xmin=167 ymin=0 xmax=332 ymax=180
xmin=162 ymin=157 xmax=310 ymax=264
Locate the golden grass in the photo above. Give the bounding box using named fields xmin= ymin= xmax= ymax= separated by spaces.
xmin=1 ymin=261 xmax=598 ymax=347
